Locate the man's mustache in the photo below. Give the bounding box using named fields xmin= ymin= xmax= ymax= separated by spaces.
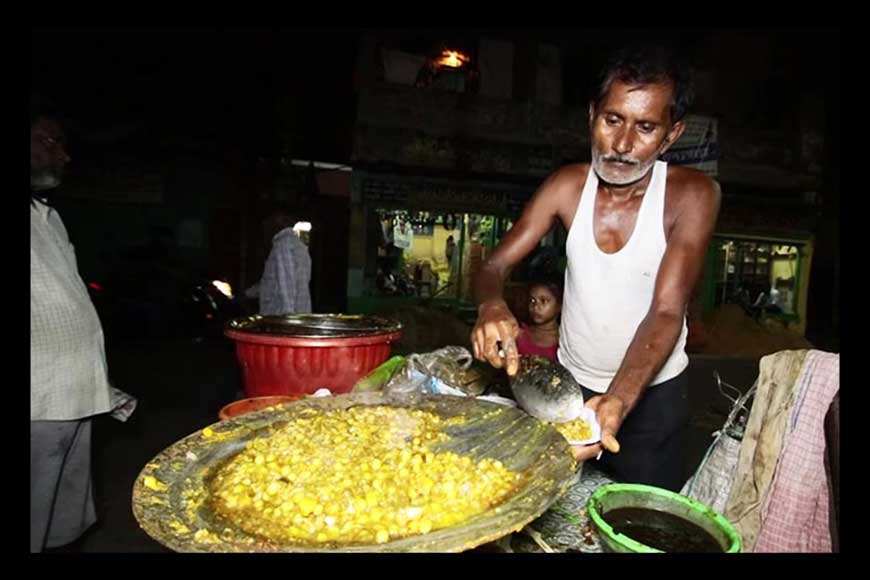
xmin=601 ymin=155 xmax=640 ymax=165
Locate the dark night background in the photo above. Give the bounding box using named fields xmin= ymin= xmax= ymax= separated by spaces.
xmin=32 ymin=28 xmax=360 ymax=160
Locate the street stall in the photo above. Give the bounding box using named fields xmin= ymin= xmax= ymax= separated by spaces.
xmin=132 ymin=316 xmax=744 ymax=553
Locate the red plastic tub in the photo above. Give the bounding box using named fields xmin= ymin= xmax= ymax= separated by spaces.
xmin=225 ymin=314 xmax=402 ymax=398
xmin=218 ymin=395 xmax=302 ymax=421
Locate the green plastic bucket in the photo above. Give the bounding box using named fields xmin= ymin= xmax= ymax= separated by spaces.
xmin=587 ymin=483 xmax=742 ymax=553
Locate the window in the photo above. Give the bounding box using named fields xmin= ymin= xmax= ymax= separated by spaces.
xmin=370 ymin=209 xmax=505 ymax=301
xmin=378 ymin=33 xmax=479 ymax=94
xmin=713 ymin=238 xmax=801 ymax=318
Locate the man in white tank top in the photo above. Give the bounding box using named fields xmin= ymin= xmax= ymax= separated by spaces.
xmin=472 ymin=45 xmax=721 ymax=491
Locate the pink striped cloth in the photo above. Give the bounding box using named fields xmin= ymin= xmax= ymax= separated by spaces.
xmin=754 ymin=351 xmax=839 ymax=552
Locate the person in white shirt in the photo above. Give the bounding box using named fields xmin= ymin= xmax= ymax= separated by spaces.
xmin=31 ymin=96 xmax=113 ymax=551
xmin=245 ymin=208 xmax=312 ymax=316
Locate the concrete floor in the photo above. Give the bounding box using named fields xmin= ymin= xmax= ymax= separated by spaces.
xmin=45 ymin=339 xmax=761 ymax=553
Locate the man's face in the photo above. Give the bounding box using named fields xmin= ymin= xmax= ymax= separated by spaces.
xmin=589 ymin=79 xmax=684 ymax=186
xmin=31 ymin=117 xmax=70 ymax=191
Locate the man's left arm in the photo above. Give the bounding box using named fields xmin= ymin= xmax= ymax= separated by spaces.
xmin=575 ymin=177 xmax=721 ymax=460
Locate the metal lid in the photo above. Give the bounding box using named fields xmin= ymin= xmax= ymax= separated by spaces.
xmin=226 ymin=314 xmax=402 ymax=338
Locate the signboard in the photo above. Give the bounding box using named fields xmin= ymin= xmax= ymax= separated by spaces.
xmin=360 ymin=176 xmax=532 ymax=216
xmin=661 ymin=114 xmax=719 ymax=177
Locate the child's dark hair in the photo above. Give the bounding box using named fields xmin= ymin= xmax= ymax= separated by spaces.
xmin=528 ymin=276 xmax=563 ymax=303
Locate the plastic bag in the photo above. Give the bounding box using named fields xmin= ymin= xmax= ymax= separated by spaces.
xmin=383 ymin=346 xmax=471 ymax=401
xmin=384 ymin=347 xmax=471 ymax=400
xmin=109 ymin=386 xmax=138 ymax=422
xmin=681 ymin=372 xmax=756 ymax=514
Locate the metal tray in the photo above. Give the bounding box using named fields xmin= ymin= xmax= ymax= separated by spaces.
xmin=132 ymin=392 xmax=577 ymax=552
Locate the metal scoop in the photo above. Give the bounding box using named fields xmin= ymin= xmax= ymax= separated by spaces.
xmin=508 ymin=354 xmax=586 ymax=423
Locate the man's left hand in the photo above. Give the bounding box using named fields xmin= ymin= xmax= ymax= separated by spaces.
xmin=569 ymin=394 xmax=628 ymax=462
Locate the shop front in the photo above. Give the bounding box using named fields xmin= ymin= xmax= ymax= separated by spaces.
xmin=698 ymin=232 xmax=814 ymax=335
xmin=346 ymin=171 xmax=530 ymax=318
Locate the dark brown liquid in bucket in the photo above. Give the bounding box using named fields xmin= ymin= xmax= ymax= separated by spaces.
xmin=603 ymin=507 xmax=724 ymax=553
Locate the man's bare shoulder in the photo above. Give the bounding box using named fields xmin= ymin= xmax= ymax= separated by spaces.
xmin=538 ymin=163 xmax=590 ymax=199
xmin=666 ymin=165 xmax=721 ymax=208
xmin=552 ymin=163 xmax=591 ymax=185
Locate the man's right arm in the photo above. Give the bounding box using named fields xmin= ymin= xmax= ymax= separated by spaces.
xmin=472 ymin=165 xmax=579 ymax=375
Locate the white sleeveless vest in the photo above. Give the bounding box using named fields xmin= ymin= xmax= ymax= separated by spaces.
xmin=558 ymin=160 xmax=689 ymax=393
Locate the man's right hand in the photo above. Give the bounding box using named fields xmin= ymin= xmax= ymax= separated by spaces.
xmin=568 ymin=394 xmax=624 ymax=462
xmin=472 ymin=300 xmax=520 ymax=376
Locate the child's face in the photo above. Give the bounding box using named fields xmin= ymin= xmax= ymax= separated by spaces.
xmin=528 ymin=285 xmax=560 ymax=325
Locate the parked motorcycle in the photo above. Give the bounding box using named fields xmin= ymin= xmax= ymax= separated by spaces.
xmin=86 ymin=274 xmax=245 ymax=343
